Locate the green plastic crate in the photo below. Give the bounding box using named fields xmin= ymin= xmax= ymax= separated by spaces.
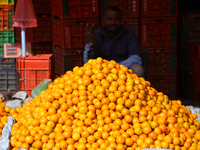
xmin=0 ymin=31 xmax=15 ymax=56
xmin=8 ymin=10 xmax=14 ymax=29
xmin=9 ymin=0 xmax=14 ymax=4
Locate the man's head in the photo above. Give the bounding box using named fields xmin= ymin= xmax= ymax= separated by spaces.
xmin=103 ymin=6 xmax=122 ymax=33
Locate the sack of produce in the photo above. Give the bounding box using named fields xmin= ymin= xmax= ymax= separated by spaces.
xmin=0 ymin=116 xmax=15 ymax=150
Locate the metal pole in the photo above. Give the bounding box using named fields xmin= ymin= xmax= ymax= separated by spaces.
xmin=21 ymin=28 xmax=26 ymax=57
xmin=21 ymin=27 xmax=26 ymax=92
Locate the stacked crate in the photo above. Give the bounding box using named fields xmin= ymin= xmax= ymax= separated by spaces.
xmin=178 ymin=12 xmax=200 ymax=100
xmin=51 ymin=0 xmax=99 ymax=76
xmin=99 ymin=0 xmax=140 ymax=38
xmin=140 ymin=0 xmax=178 ymax=99
xmin=16 ymin=54 xmax=53 ymax=96
xmin=15 ymin=0 xmax=52 ymax=55
xmin=191 ymin=45 xmax=200 ymax=100
xmin=0 ymin=0 xmax=17 ymax=92
xmin=0 ymin=1 xmax=15 ymax=56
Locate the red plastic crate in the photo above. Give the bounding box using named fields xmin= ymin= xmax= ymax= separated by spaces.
xmin=32 ymin=0 xmax=51 ymax=14
xmin=140 ymin=0 xmax=177 ymax=17
xmin=30 ymin=43 xmax=52 ymax=55
xmin=51 ymin=0 xmax=98 ymax=18
xmin=52 ymin=17 xmax=99 ymax=48
xmin=140 ymin=46 xmax=177 ymax=76
xmin=122 ymin=18 xmax=139 ymax=39
xmin=52 ymin=47 xmax=84 ymax=76
xmin=177 ymin=69 xmax=194 ymax=99
xmin=179 ymin=12 xmax=200 ymax=43
xmin=140 ymin=17 xmax=177 ymax=47
xmin=15 ymin=15 xmax=52 ymax=43
xmin=194 ymin=92 xmax=200 ymax=101
xmin=100 ymin=0 xmax=139 ymax=19
xmin=0 ymin=5 xmax=14 ymax=30
xmin=191 ymin=45 xmax=200 ymax=72
xmin=16 ymin=54 xmax=53 ymax=96
xmin=146 ymin=75 xmax=177 ymax=100
xmin=191 ymin=45 xmax=200 ymax=99
xmin=177 ymin=43 xmax=197 ymax=70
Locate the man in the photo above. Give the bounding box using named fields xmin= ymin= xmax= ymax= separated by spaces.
xmin=83 ymin=6 xmax=145 ymax=77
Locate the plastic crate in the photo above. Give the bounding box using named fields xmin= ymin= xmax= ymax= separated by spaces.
xmin=140 ymin=17 xmax=177 ymax=47
xmin=177 ymin=43 xmax=196 ymax=70
xmin=0 ymin=30 xmax=15 ymax=56
xmin=179 ymin=12 xmax=200 ymax=43
xmin=177 ymin=69 xmax=194 ymax=99
xmin=122 ymin=18 xmax=139 ymax=39
xmin=141 ymin=46 xmax=177 ymax=76
xmin=0 ymin=5 xmax=14 ymax=30
xmin=16 ymin=54 xmax=53 ymax=96
xmin=194 ymin=92 xmax=200 ymax=101
xmin=0 ymin=57 xmax=16 ymax=91
xmin=145 ymin=75 xmax=177 ymax=100
xmin=15 ymin=15 xmax=51 ymax=43
xmin=51 ymin=0 xmax=98 ymax=18
xmin=140 ymin=0 xmax=177 ymax=17
xmin=30 ymin=43 xmax=52 ymax=55
xmin=32 ymin=0 xmax=51 ymax=14
xmin=52 ymin=47 xmax=84 ymax=76
xmin=191 ymin=45 xmax=200 ymax=100
xmin=52 ymin=17 xmax=99 ymax=48
xmin=0 ymin=0 xmax=14 ymax=5
xmin=100 ymin=0 xmax=139 ymax=18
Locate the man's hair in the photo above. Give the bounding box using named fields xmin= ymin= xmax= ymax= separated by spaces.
xmin=103 ymin=6 xmax=122 ymax=17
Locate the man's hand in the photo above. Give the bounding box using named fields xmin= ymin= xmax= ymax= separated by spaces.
xmin=86 ymin=23 xmax=96 ymax=45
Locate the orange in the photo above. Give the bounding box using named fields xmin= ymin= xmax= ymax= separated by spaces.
xmin=173 ymin=137 xmax=180 ymax=145
xmin=161 ymin=141 xmax=169 ymax=149
xmin=125 ymin=138 xmax=134 ymax=146
xmin=34 ymin=134 xmax=41 ymax=141
xmin=150 ymin=120 xmax=158 ymax=129
xmin=158 ymin=116 xmax=166 ymax=124
xmin=167 ymin=109 xmax=175 ymax=117
xmin=134 ymin=127 xmax=143 ymax=135
xmin=184 ymin=141 xmax=191 ymax=149
xmin=33 ymin=140 xmax=43 ymax=149
xmin=21 ymin=143 xmax=30 ymax=149
xmin=59 ymin=140 xmax=68 ymax=149
xmin=44 ymin=126 xmax=53 ymax=135
xmin=148 ymin=131 xmax=157 ymax=140
xmin=142 ymin=125 xmax=152 ymax=134
xmin=116 ymin=144 xmax=125 ymax=150
xmin=41 ymin=135 xmax=49 ymax=143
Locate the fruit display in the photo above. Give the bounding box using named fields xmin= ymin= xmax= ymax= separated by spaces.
xmin=8 ymin=57 xmax=200 ymax=150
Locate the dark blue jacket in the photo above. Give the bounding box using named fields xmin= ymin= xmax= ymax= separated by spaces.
xmin=84 ymin=25 xmax=141 ymax=68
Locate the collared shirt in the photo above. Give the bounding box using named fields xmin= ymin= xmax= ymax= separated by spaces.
xmin=83 ymin=25 xmax=142 ymax=68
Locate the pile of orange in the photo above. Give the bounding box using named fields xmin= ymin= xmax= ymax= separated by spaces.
xmin=0 ymin=99 xmax=13 ymax=138
xmin=9 ymin=57 xmax=200 ymax=150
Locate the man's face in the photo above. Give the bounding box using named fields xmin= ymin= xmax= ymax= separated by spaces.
xmin=103 ymin=10 xmax=122 ymax=32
